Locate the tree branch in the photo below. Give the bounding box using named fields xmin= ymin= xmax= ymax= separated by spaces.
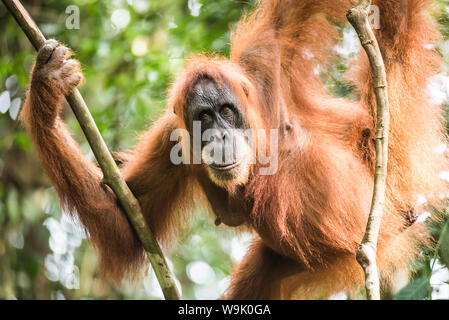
xmin=347 ymin=0 xmax=390 ymax=300
xmin=1 ymin=0 xmax=180 ymax=300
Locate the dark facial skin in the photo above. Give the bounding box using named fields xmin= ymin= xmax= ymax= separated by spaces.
xmin=186 ymin=77 xmax=250 ymax=227
xmin=186 ymin=77 xmax=247 ymax=132
xmin=185 ymin=77 xmax=249 ymax=167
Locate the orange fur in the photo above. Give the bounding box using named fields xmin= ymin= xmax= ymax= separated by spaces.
xmin=21 ymin=0 xmax=448 ymax=298
xmin=226 ymin=0 xmax=448 ymax=299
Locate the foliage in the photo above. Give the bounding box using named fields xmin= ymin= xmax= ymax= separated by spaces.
xmin=0 ymin=0 xmax=254 ymax=300
xmin=0 ymin=0 xmax=449 ymax=300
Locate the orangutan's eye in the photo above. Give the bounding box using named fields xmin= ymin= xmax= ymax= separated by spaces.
xmin=199 ymin=111 xmax=212 ymax=124
xmin=220 ymin=104 xmax=234 ymax=123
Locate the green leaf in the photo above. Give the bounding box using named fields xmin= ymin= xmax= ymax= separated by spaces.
xmin=394 ymin=277 xmax=431 ymax=300
xmin=439 ymin=217 xmax=449 ymax=268
xmin=6 ymin=188 xmax=20 ymax=223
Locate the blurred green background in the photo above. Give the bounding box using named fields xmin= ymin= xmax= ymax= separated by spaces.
xmin=0 ymin=0 xmax=449 ymax=300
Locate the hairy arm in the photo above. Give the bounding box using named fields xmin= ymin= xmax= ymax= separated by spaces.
xmin=123 ymin=111 xmax=198 ymax=247
xmin=21 ymin=40 xmax=192 ymax=282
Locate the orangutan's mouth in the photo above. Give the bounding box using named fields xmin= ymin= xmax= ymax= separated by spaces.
xmin=209 ymin=159 xmax=242 ymax=171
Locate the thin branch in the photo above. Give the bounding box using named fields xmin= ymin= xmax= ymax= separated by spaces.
xmin=347 ymin=0 xmax=390 ymax=300
xmin=2 ymin=0 xmax=180 ymax=300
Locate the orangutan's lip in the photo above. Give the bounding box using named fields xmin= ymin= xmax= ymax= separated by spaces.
xmin=209 ymin=159 xmax=242 ymax=171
